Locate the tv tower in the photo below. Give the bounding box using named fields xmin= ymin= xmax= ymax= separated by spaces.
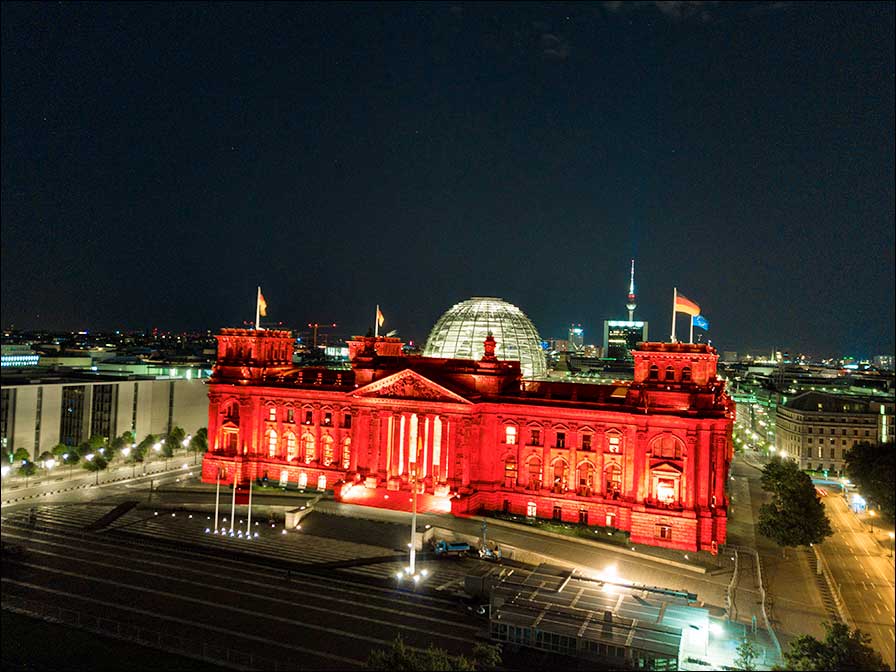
xmin=626 ymin=259 xmax=637 ymax=321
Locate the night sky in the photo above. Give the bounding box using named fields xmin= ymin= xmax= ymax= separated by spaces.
xmin=2 ymin=2 xmax=893 ymax=357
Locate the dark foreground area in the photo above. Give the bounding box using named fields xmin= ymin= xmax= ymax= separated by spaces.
xmin=2 ymin=610 xmax=227 ymax=671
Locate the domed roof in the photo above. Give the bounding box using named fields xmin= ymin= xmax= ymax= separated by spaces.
xmin=423 ymin=297 xmax=547 ymax=379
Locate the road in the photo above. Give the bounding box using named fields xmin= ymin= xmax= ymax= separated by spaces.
xmin=820 ymin=495 xmax=896 ymax=669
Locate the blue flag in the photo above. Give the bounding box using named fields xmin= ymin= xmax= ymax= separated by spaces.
xmin=692 ymin=314 xmax=709 ymax=331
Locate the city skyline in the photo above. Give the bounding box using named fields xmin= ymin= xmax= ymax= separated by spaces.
xmin=2 ymin=3 xmax=893 ymax=358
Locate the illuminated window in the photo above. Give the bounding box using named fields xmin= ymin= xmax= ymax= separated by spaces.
xmin=604 ymin=463 xmax=622 ymax=498
xmin=530 ymin=428 xmax=541 ymax=446
xmin=322 ymin=435 xmax=334 ymax=466
xmin=655 ymin=525 xmax=672 ymax=540
xmin=323 ymin=412 xmax=332 ymax=426
xmin=267 ymin=430 xmax=278 ymax=458
xmin=268 ymin=407 xmax=276 ymax=422
xmin=606 ymin=434 xmax=621 ymax=453
xmin=504 ymin=457 xmax=518 ymax=486
xmin=655 ymin=477 xmax=677 ymax=504
xmin=342 ymin=437 xmax=351 ymax=469
xmin=302 ymin=434 xmax=315 ymax=463
xmin=527 ymin=501 xmax=537 ymax=518
xmin=304 ymin=409 xmax=313 ymax=425
xmin=298 ymin=472 xmax=308 ymax=488
xmin=286 ymin=433 xmax=297 ymax=461
xmin=286 ymin=409 xmax=294 ymax=423
xmin=505 ymin=426 xmax=517 ymax=445
xmin=605 ymin=512 xmax=616 ymax=528
xmin=317 ymin=474 xmax=327 ymax=490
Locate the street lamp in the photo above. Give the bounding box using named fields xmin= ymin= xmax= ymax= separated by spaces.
xmin=888 ymin=532 xmax=894 ymax=558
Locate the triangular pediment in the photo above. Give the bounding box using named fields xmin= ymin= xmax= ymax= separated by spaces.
xmin=649 ymin=461 xmax=683 ymax=474
xmin=351 ymin=369 xmax=472 ymax=404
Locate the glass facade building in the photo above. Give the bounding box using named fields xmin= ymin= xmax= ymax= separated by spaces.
xmin=424 ymin=297 xmax=547 ymax=378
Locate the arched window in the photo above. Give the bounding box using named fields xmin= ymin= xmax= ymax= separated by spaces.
xmin=298 ymin=472 xmax=308 ymax=488
xmin=322 ymin=435 xmax=334 ymax=466
xmin=286 ymin=433 xmax=297 ymax=461
xmin=649 ymin=365 xmax=659 ymax=380
xmin=651 ymin=435 xmax=683 ymax=460
xmin=576 ymin=461 xmax=595 ymax=496
xmin=526 ymin=457 xmax=542 ymax=490
xmin=504 ymin=456 xmax=518 ymax=487
xmin=604 ymin=463 xmax=622 ymax=499
xmin=267 ymin=430 xmax=278 ymax=458
xmin=681 ymin=366 xmax=692 ymax=382
xmin=342 ymin=437 xmax=351 ymax=470
xmin=504 ymin=425 xmax=517 ymax=445
xmin=223 ymin=401 xmax=240 ymax=421
xmin=552 ymin=459 xmax=569 ymax=493
xmin=302 ymin=434 xmax=315 ymax=463
xmin=665 ymin=366 xmax=675 ymax=382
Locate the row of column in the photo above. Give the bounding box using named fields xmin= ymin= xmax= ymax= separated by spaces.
xmin=382 ymin=412 xmax=454 ymax=485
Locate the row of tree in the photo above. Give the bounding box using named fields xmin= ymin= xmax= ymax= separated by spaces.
xmin=5 ymin=427 xmax=208 ymax=481
xmin=757 ymin=456 xmax=833 ymax=553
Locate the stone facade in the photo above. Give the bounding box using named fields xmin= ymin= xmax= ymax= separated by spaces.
xmin=202 ymin=330 xmax=734 ymax=553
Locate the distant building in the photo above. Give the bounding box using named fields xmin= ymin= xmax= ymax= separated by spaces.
xmin=775 ymin=391 xmax=895 ymax=474
xmin=568 ymin=324 xmax=584 ymax=353
xmin=0 ymin=370 xmax=209 ymax=458
xmin=874 ymin=355 xmax=894 ymax=371
xmin=603 ymin=320 xmax=648 ymax=360
xmin=722 ymin=351 xmax=738 ymax=363
xmin=1 ymin=344 xmax=40 ymax=368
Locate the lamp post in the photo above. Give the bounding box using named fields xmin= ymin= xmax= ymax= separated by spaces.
xmin=888 ymin=532 xmax=894 ymax=558
xmin=409 ymin=436 xmax=422 ymax=577
xmin=869 ymin=509 xmax=876 ymax=534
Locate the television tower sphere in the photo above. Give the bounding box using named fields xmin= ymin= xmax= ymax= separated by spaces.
xmin=423 ymin=297 xmax=547 ymax=378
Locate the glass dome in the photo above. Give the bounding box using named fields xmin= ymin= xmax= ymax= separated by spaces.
xmin=423 ymin=297 xmax=547 ymax=379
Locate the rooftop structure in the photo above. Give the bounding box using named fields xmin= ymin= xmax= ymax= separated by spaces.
xmin=423 ymin=297 xmax=547 ymax=378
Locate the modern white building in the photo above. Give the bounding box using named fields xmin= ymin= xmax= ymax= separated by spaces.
xmin=1 ymin=371 xmax=209 ymax=458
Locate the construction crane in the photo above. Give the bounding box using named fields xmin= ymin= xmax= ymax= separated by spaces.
xmin=306 ymin=322 xmax=338 ymax=349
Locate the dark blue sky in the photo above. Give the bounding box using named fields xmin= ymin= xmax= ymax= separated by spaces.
xmin=2 ymin=2 xmax=893 ymax=357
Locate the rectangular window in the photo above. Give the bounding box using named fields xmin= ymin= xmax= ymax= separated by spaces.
xmin=343 ymin=413 xmax=352 ymax=428
xmin=578 ymin=508 xmax=588 ymax=525
xmin=808 ymin=438 xmax=813 ymax=443
xmin=656 ymin=525 xmax=672 ymax=540
xmin=323 ymin=412 xmax=332 ymax=426
xmin=34 ymin=387 xmax=43 ymax=453
xmin=552 ymin=504 xmax=562 ymax=521
xmin=605 ymin=512 xmax=616 ymax=528
xmin=530 ymin=429 xmax=541 ymax=446
xmin=581 ymin=434 xmax=592 ymax=451
xmin=304 ymin=410 xmax=313 ymax=425
xmin=131 ymin=382 xmax=139 ymax=433
xmin=505 ymin=425 xmax=517 ymax=445
xmin=830 ymin=448 xmax=835 ymax=459
xmin=527 ymin=501 xmax=537 ymax=518
xmin=268 ymin=407 xmax=276 ymax=422
xmin=556 ymin=432 xmax=566 ymax=448
xmin=90 ymin=384 xmax=116 ymax=440
xmin=607 ymin=435 xmax=621 ymax=453
xmin=60 ymin=386 xmax=86 ymax=446
xmin=287 ymin=409 xmax=294 ymax=423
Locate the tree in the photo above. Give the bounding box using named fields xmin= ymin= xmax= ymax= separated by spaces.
xmin=135 ymin=434 xmax=156 ymax=463
xmin=366 ymin=635 xmax=501 ymax=671
xmin=189 ymin=428 xmax=208 ymax=463
xmin=18 ymin=460 xmax=37 ymax=484
xmin=82 ymin=453 xmax=109 ymax=483
xmin=844 ymin=441 xmax=895 ymax=520
xmin=780 ymin=621 xmax=889 ymax=671
xmin=12 ymin=447 xmax=31 ymax=464
xmin=758 ymin=457 xmax=832 ymax=553
xmin=87 ymin=434 xmax=109 ymax=460
xmin=735 ymin=638 xmax=759 ymax=671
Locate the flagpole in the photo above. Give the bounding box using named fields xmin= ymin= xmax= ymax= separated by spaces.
xmin=375 ymin=304 xmax=380 ymax=338
xmin=255 ymin=286 xmax=261 ymax=330
xmin=670 ymin=288 xmax=678 ymax=343
xmin=689 ymin=316 xmax=694 ymax=344
xmin=214 ymin=471 xmax=220 ymax=533
xmin=230 ymin=470 xmax=237 ymax=534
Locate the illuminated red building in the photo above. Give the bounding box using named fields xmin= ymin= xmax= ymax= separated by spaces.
xmin=202 ymin=329 xmax=734 ymax=552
